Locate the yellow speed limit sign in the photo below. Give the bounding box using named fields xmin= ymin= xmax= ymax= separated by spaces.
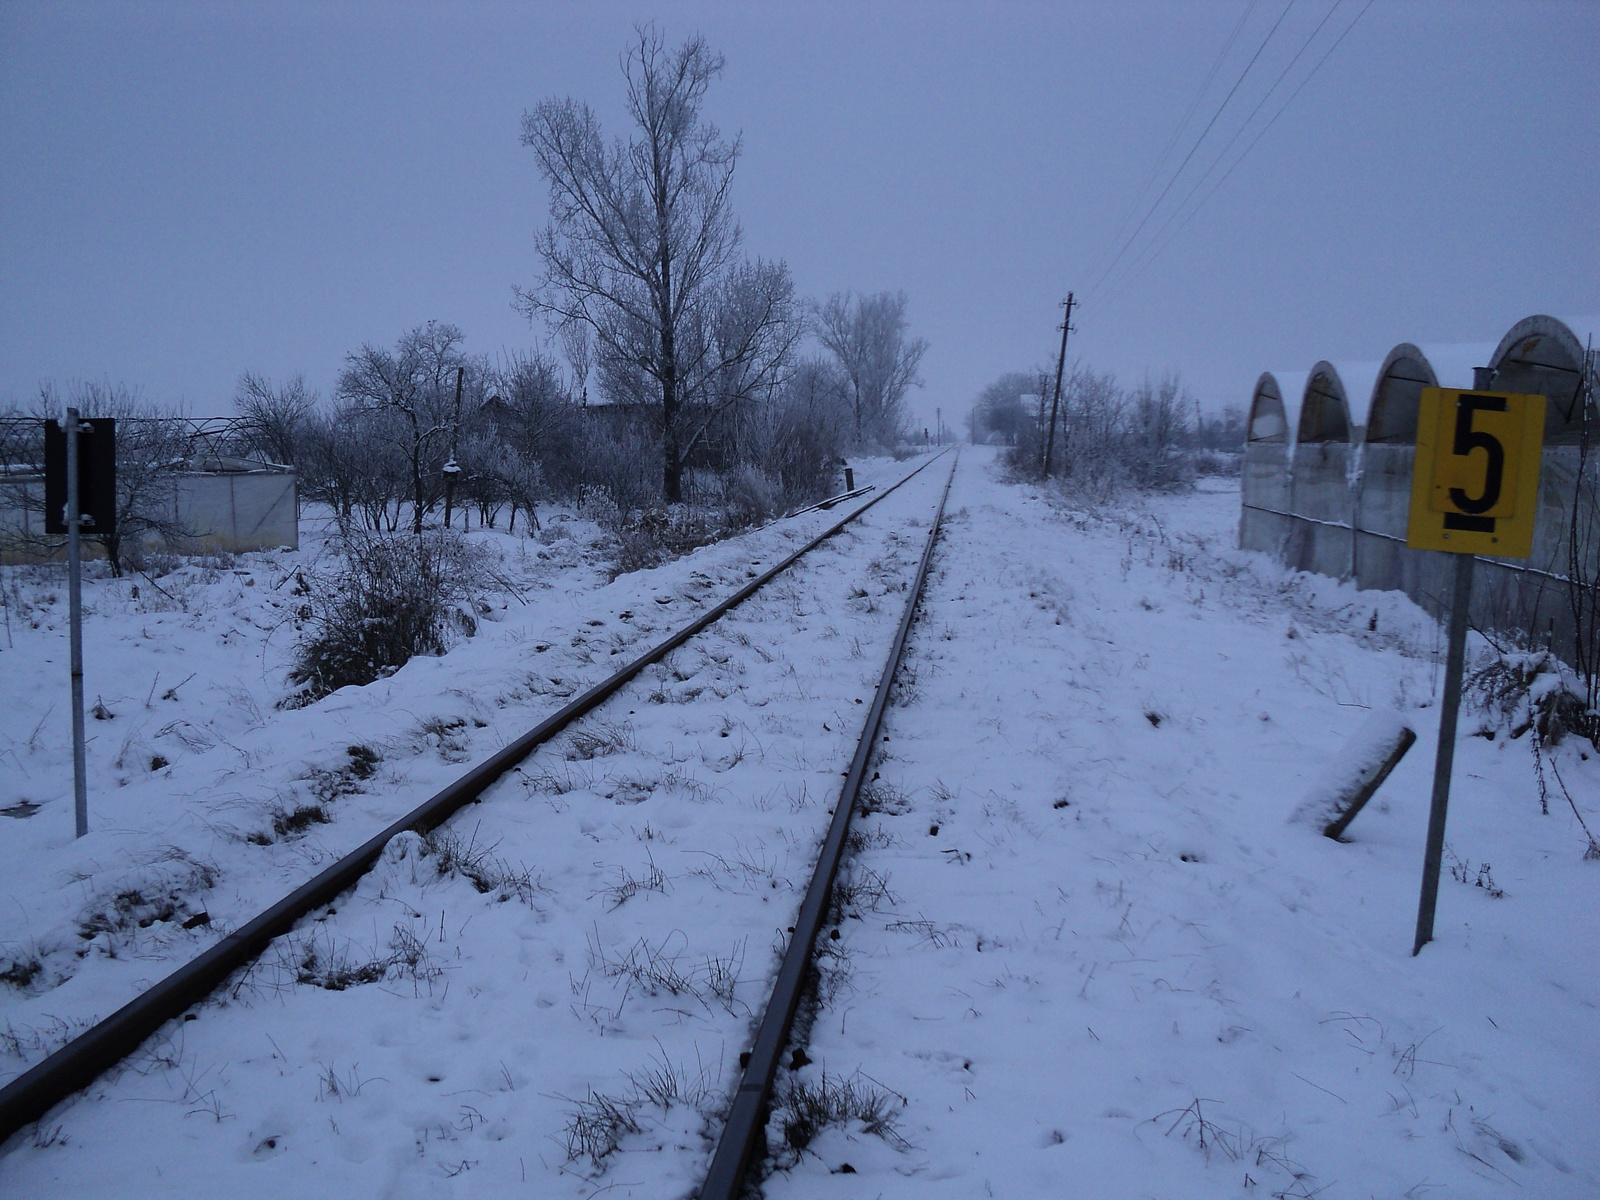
xmin=1407 ymin=388 xmax=1546 ymax=557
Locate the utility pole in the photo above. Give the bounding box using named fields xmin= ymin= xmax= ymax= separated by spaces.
xmin=1041 ymin=292 xmax=1075 ymax=480
xmin=442 ymin=366 xmax=464 ymax=529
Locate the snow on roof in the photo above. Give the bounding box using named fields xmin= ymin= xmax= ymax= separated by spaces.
xmin=1248 ymin=370 xmax=1305 ymax=443
xmin=1415 ymin=340 xmax=1497 ymax=389
xmin=1254 ymin=316 xmax=1596 ymax=447
xmin=1322 ymin=358 xmax=1381 ymax=436
xmin=1326 ymin=359 xmax=1381 ymax=412
xmin=1559 ymin=313 xmax=1598 ymax=349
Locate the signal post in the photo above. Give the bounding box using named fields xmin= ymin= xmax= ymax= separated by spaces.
xmin=1407 ymin=378 xmax=1545 ymax=955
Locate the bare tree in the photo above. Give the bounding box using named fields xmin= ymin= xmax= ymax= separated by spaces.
xmin=1053 ymin=367 xmax=1127 ymax=496
xmin=559 ymin=322 xmax=593 ymax=408
xmin=297 ymin=406 xmax=369 ymax=531
xmin=1195 ymin=405 xmax=1246 ymax=451
xmin=235 ymin=371 xmax=317 ymax=465
xmin=336 ymin=321 xmax=473 ymax=534
xmin=969 ymin=370 xmax=1043 ymax=446
xmin=347 ymin=409 xmax=412 ymax=532
xmin=1563 ymin=349 xmax=1599 ymax=743
xmin=813 ymin=290 xmax=927 ymax=447
xmin=741 ymin=357 xmax=851 ymax=502
xmin=491 ymin=352 xmax=577 ymax=455
xmin=1126 ymin=373 xmax=1193 ymax=489
xmin=464 ymin=349 xmax=584 ymax=526
xmin=558 ymin=324 xmax=595 ymax=504
xmin=520 ymin=26 xmax=798 ymax=503
xmin=697 ymin=258 xmax=802 ymax=416
xmin=991 ymin=363 xmax=1208 ymax=498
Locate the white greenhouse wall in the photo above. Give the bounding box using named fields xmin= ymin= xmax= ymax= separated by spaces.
xmin=1241 ymin=314 xmax=1598 ymax=652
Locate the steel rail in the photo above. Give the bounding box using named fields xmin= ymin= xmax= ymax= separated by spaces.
xmin=699 ymin=449 xmax=959 ymax=1199
xmin=783 ymin=484 xmax=873 ymax=520
xmin=0 ymin=449 xmax=953 ymax=1147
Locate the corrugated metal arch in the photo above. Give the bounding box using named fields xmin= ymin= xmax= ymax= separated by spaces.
xmin=1247 ymin=372 xmax=1288 ymax=442
xmin=1366 ymin=343 xmax=1437 ymax=444
xmin=1488 ymin=315 xmax=1597 ymax=441
xmin=1299 ymin=361 xmax=1353 ymax=444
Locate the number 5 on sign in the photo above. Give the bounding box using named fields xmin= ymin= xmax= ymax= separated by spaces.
xmin=1407 ymin=388 xmax=1545 ymax=557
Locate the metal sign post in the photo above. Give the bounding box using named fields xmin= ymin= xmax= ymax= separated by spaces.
xmin=65 ymin=411 xmax=90 ymax=838
xmin=1407 ymin=381 xmax=1545 ymax=954
xmin=44 ymin=412 xmax=115 ymax=839
xmin=1411 ymin=550 xmax=1474 ymax=955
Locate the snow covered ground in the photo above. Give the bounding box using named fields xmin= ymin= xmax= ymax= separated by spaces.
xmin=0 ymin=454 xmax=914 ymax=1078
xmin=1 ymin=447 xmax=1596 ymax=1198
xmin=767 ymin=458 xmax=1600 ymax=1199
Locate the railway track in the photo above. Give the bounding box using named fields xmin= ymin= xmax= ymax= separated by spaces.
xmin=7 ymin=446 xmax=1590 ymax=1197
xmin=700 ymin=449 xmax=955 ymax=1198
xmin=0 ymin=450 xmax=954 ymax=1158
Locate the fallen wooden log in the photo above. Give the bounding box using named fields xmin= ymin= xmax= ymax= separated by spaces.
xmin=1291 ymin=710 xmax=1418 ymax=840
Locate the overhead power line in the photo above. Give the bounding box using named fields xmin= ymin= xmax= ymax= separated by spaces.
xmin=1097 ymin=0 xmax=1350 ymax=303
xmin=1099 ymin=0 xmax=1377 ymax=310
xmin=1086 ymin=0 xmax=1300 ymax=300
xmin=1082 ymin=0 xmax=1261 ymax=290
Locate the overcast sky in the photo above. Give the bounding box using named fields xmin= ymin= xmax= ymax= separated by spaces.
xmin=2 ymin=0 xmax=1596 ymax=430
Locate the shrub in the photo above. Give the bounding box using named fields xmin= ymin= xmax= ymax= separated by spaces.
xmin=284 ymin=530 xmax=487 ymax=705
xmin=607 ymin=508 xmax=724 ymax=577
xmin=269 ymin=926 xmax=441 ymax=992
xmin=992 ymin=366 xmax=1238 ymax=499
xmin=722 ymin=464 xmax=781 ymax=527
xmin=1466 ymin=650 xmax=1590 ymax=745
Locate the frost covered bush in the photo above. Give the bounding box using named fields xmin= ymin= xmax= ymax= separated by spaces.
xmin=1468 ymin=649 xmax=1600 ymax=857
xmin=1466 ymin=650 xmax=1593 ymax=747
xmin=599 ymin=457 xmax=818 ymax=577
xmin=582 ymin=424 xmax=662 ymax=517
xmin=267 ymin=926 xmax=441 ymax=992
xmin=735 ymin=362 xmax=853 ymax=503
xmin=985 ymin=364 xmax=1241 ymax=498
xmin=283 ymin=530 xmax=488 ymax=706
xmin=721 ymin=464 xmax=781 ymax=527
xmin=606 ymin=508 xmax=723 ymax=577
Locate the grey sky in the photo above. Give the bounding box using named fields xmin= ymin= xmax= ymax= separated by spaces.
xmin=2 ymin=0 xmax=1595 ymax=431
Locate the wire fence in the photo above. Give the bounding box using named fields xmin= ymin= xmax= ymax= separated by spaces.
xmin=0 ymin=417 xmax=262 ymax=475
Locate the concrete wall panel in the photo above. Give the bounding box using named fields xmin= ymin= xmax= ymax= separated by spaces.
xmin=1240 ymin=441 xmax=1291 ymax=555
xmin=1287 ymin=443 xmax=1353 ymax=578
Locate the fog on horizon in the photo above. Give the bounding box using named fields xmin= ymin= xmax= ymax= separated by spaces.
xmin=1 ymin=0 xmax=1595 ymax=428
